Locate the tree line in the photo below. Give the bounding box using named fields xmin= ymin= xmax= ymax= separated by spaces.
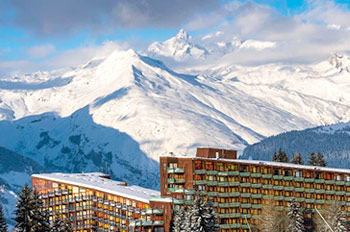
xmin=272 ymin=148 xmax=327 ymax=167
xmin=0 ymin=183 xmax=72 ymax=232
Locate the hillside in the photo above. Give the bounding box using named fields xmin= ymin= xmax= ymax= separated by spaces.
xmin=241 ymin=122 xmax=350 ymax=168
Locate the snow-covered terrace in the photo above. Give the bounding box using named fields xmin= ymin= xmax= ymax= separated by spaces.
xmin=32 ymin=172 xmax=160 ymax=204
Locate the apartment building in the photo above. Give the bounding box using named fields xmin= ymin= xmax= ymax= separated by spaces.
xmin=160 ymin=148 xmax=350 ymax=232
xmin=31 ymin=172 xmax=171 ymax=232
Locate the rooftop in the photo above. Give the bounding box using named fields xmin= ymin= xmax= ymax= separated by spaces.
xmin=32 ymin=172 xmax=160 ymax=203
xmin=161 ymin=155 xmax=350 ymax=175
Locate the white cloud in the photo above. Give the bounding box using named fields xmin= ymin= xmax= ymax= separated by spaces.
xmin=26 ymin=44 xmax=56 ymax=59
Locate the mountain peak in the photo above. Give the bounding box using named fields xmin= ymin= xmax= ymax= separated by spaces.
xmin=176 ymin=29 xmax=191 ymax=41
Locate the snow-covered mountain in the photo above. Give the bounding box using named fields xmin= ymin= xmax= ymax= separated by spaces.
xmin=147 ymin=29 xmax=208 ymax=60
xmin=1 ymin=30 xmax=350 ymax=225
xmin=241 ymin=122 xmax=350 ymax=169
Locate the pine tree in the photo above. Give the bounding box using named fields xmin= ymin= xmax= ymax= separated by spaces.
xmin=203 ymin=201 xmax=219 ymax=232
xmin=287 ymin=199 xmax=304 ymax=232
xmin=32 ymin=190 xmax=50 ymax=232
xmin=272 ymin=151 xmax=278 ymax=162
xmin=0 ymin=203 xmax=7 ymax=232
xmin=316 ymin=152 xmax=327 ymax=167
xmin=172 ymin=207 xmax=185 ymax=232
xmin=329 ymin=202 xmax=347 ymax=232
xmin=258 ymin=196 xmax=287 ymax=232
xmin=15 ymin=183 xmax=36 ymax=232
xmin=50 ymin=217 xmax=72 ymax=232
xmin=290 ymin=153 xmax=304 ymax=165
xmin=308 ymin=152 xmax=317 ymax=166
xmin=278 ymin=148 xmax=289 ymax=163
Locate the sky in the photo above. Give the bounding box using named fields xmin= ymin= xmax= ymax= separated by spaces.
xmin=0 ymin=0 xmax=349 ymax=76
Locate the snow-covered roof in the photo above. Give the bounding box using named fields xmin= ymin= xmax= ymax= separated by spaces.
xmin=32 ymin=172 xmax=160 ymax=204
xmin=161 ymin=155 xmax=350 ymax=175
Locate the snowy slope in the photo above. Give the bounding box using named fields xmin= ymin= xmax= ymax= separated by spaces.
xmin=241 ymin=122 xmax=350 ymax=169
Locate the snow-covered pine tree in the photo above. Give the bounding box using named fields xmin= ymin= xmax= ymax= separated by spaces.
xmin=14 ymin=183 xmax=36 ymax=232
xmin=272 ymin=151 xmax=278 ymax=162
xmin=32 ymin=190 xmax=50 ymax=232
xmin=290 ymin=153 xmax=304 ymax=165
xmin=316 ymin=152 xmax=327 ymax=167
xmin=329 ymin=202 xmax=347 ymax=232
xmin=258 ymin=195 xmax=287 ymax=232
xmin=203 ymin=200 xmax=219 ymax=232
xmin=287 ymin=198 xmax=304 ymax=232
xmin=172 ymin=207 xmax=185 ymax=232
xmin=50 ymin=217 xmax=72 ymax=232
xmin=278 ymin=148 xmax=289 ymax=163
xmin=308 ymin=152 xmax=317 ymax=166
xmin=0 ymin=203 xmax=7 ymax=232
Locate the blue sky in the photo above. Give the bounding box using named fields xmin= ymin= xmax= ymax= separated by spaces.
xmin=0 ymin=0 xmax=349 ymax=75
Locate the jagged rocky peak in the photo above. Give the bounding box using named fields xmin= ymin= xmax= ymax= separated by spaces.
xmin=175 ymin=28 xmax=191 ymax=41
xmin=328 ymin=52 xmax=350 ymax=72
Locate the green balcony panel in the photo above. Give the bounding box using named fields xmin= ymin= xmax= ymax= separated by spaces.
xmin=153 ymin=221 xmax=164 ymax=226
xmin=346 ymin=202 xmax=350 ymax=207
xmin=240 ymin=183 xmax=251 ymax=188
xmin=184 ymin=189 xmax=196 ymax=194
xmin=305 ymin=178 xmax=315 ymax=183
xmin=326 ymin=200 xmax=334 ymax=205
xmin=229 ymin=202 xmax=241 ymax=207
xmin=218 ymin=172 xmax=229 ymax=176
xmin=284 ymin=176 xmax=294 ymax=181
xmin=241 ymin=204 xmax=252 ymax=208
xmin=218 ymin=192 xmax=230 ymax=197
xmin=194 ymin=180 xmax=206 ymax=185
xmin=325 ymin=180 xmax=335 ymax=185
xmin=175 ymin=168 xmax=185 ymax=173
xmin=207 ymin=181 xmax=218 ymax=186
xmin=210 ymin=202 xmax=218 ymax=207
xmin=229 ymin=192 xmax=240 ymax=197
xmin=276 ymin=206 xmax=284 ymax=210
xmin=252 ymin=204 xmax=262 ymax=209
xmin=168 ymin=188 xmax=174 ymax=192
xmin=336 ymin=191 xmax=346 ymax=196
xmin=273 ymin=186 xmax=284 ymax=191
xmin=251 ymin=183 xmax=262 ymax=188
xmin=228 ymin=171 xmax=240 ymax=176
xmin=218 ymin=203 xmax=230 ymax=208
xmin=168 ymin=178 xmax=175 ymax=183
xmin=339 ymin=201 xmax=346 ymax=205
xmin=251 ymin=173 xmax=262 ymax=178
xmin=346 ymin=192 xmax=350 ymax=196
xmin=305 ymin=199 xmax=315 ymax=203
xmin=346 ymin=182 xmax=350 ymax=186
xmin=219 ymin=224 xmax=230 ymax=229
xmin=295 ymin=188 xmax=305 ymax=192
xmin=152 ymin=209 xmax=164 ymax=214
xmin=326 ymin=190 xmax=335 ymax=195
xmin=336 ymin=181 xmax=345 ymax=186
xmin=296 ymin=198 xmax=305 ymax=202
xmin=251 ymin=194 xmax=262 ymax=199
xmin=219 ymin=213 xmax=241 ymax=218
xmin=315 ymin=179 xmax=325 ymax=184
xmin=240 ymin=172 xmax=250 ymax=177
xmin=241 ymin=193 xmax=251 ymax=198
xmin=316 ymin=189 xmax=325 ymax=194
xmin=167 ymin=168 xmax=175 ymax=173
xmin=173 ymin=199 xmax=184 ymax=204
xmin=175 ymin=179 xmax=185 ymax=184
xmin=284 ymin=186 xmax=294 ymax=191
xmin=185 ymin=200 xmax=194 ymax=205
xmin=262 ymin=185 xmax=273 ymax=189
xmin=274 ymin=196 xmax=284 ymax=201
xmin=305 ymin=188 xmax=315 ymax=193
xmin=295 ymin=177 xmax=304 ymax=182
xmin=207 ymin=170 xmax=218 ymax=175
xmin=263 ymin=195 xmax=270 ymax=200
xmin=284 ymin=197 xmax=294 ymax=201
xmin=218 ymin=182 xmax=229 ymax=187
xmin=194 ymin=169 xmax=206 ymax=174
xmin=242 ymin=224 xmax=251 ymax=229
xmin=199 ymin=191 xmax=207 ymax=195
xmin=207 ymin=192 xmax=217 ymax=196
xmin=273 ymin=175 xmax=283 ymax=180
xmin=316 ymin=200 xmax=325 ymax=204
xmin=262 ymin=174 xmax=272 ymax=179
xmin=229 ymin=181 xmax=240 ymax=187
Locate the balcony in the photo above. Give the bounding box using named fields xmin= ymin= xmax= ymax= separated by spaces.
xmin=153 ymin=221 xmax=164 ymax=226
xmin=284 ymin=176 xmax=294 ymax=181
xmin=185 ymin=200 xmax=194 ymax=205
xmin=76 ymin=196 xmax=82 ymax=202
xmin=305 ymin=178 xmax=315 ymax=183
xmin=251 ymin=183 xmax=262 ymax=188
xmin=220 ymin=224 xmax=241 ymax=229
xmin=305 ymin=188 xmax=315 ymax=193
xmin=153 ymin=209 xmax=163 ymax=214
xmin=295 ymin=188 xmax=304 ymax=192
xmin=239 ymin=172 xmax=250 ymax=177
xmin=262 ymin=174 xmax=272 ymax=179
xmin=184 ymin=189 xmax=196 ymax=194
xmin=262 ymin=185 xmax=273 ymax=189
xmin=175 ymin=179 xmax=185 ymax=184
xmin=240 ymin=183 xmax=251 ymax=188
xmin=284 ymin=186 xmax=294 ymax=191
xmin=194 ymin=169 xmax=206 ymax=174
xmin=252 ymin=204 xmax=262 ymax=209
xmin=168 ymin=178 xmax=174 ymax=183
xmin=326 ymin=190 xmax=335 ymax=194
xmin=296 ymin=198 xmax=305 ymax=202
xmin=228 ymin=171 xmax=239 ymax=176
xmin=229 ymin=202 xmax=240 ymax=207
xmin=173 ymin=199 xmax=184 ymax=204
xmin=218 ymin=171 xmax=229 ymax=176
xmin=207 ymin=192 xmax=217 ymax=196
xmin=251 ymin=194 xmax=262 ymax=199
xmin=218 ymin=203 xmax=230 ymax=208
xmin=284 ymin=197 xmax=293 ymax=201
xmin=251 ymin=173 xmax=261 ymax=178
xmin=315 ymin=179 xmax=325 ymax=184
xmin=218 ymin=192 xmax=231 ymax=197
xmin=241 ymin=204 xmax=251 ymax=208
xmin=219 ymin=213 xmax=241 ymax=218
xmin=207 ymin=181 xmax=217 ymax=186
xmin=167 ymin=168 xmax=175 ymax=173
xmin=273 ymin=175 xmax=283 ymax=180
xmin=175 ymin=168 xmax=185 ymax=173
xmin=274 ymin=196 xmax=284 ymax=201
xmin=316 ymin=199 xmax=325 ymax=204
xmin=325 ymin=180 xmax=335 ymax=185
xmin=305 ymin=199 xmax=315 ymax=203
xmin=194 ymin=180 xmax=206 ymax=185
xmin=55 ymin=190 xmax=61 ymax=196
xmin=218 ymin=182 xmax=229 ymax=187
xmin=229 ymin=181 xmax=240 ymax=187
xmin=207 ymin=170 xmax=217 ymax=175
xmin=336 ymin=191 xmax=346 ymax=196
xmin=273 ymin=186 xmax=284 ymax=191
xmin=294 ymin=177 xmax=304 ymax=182
xmin=241 ymin=193 xmax=251 ymax=198
xmin=336 ymin=181 xmax=345 ymax=186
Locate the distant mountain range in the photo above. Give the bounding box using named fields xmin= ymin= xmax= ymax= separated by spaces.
xmin=1 ymin=29 xmax=350 ymax=226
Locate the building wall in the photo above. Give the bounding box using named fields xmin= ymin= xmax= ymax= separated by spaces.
xmin=32 ymin=177 xmax=165 ymax=232
xmin=160 ymin=156 xmax=350 ymax=232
